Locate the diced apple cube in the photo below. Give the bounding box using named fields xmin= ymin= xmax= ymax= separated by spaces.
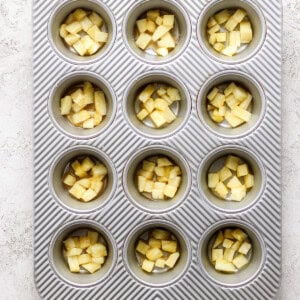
xmin=82 ymin=263 xmax=101 ymax=274
xmin=155 ymin=258 xmax=166 ymax=268
xmin=157 ymin=32 xmax=175 ymax=48
xmin=223 ymin=238 xmax=234 ymax=249
xmin=240 ymin=21 xmax=253 ymax=43
xmin=142 ymin=259 xmax=155 ymax=273
xmin=230 ymin=186 xmax=246 ymax=202
xmin=207 ymin=16 xmax=217 ymax=28
xmin=232 ymin=254 xmax=248 ymax=269
xmin=207 ymin=87 xmax=219 ymax=102
xmin=152 ymin=25 xmax=172 ymax=42
xmin=239 ymin=93 xmax=253 ymax=110
xmin=219 ymin=166 xmax=232 ymax=182
xmin=73 ymin=8 xmax=87 ymax=21
xmin=231 ymin=106 xmax=252 ymax=122
xmin=72 ymin=160 xmax=87 ymax=178
xmin=72 ymin=110 xmax=91 ymax=124
xmin=167 ymin=87 xmax=181 ymax=101
xmin=233 ymin=86 xmax=248 ymax=102
xmin=81 ymin=157 xmax=95 ymax=172
xmin=146 ymin=247 xmax=163 ymax=261
xmin=224 ymin=82 xmax=237 ymax=97
xmin=92 ymin=257 xmax=105 ymax=265
xmin=244 ymin=174 xmax=254 ymax=189
xmin=211 ymin=93 xmax=226 ymax=108
xmin=215 ymin=259 xmax=235 ymax=273
xmin=165 ymin=252 xmax=180 ymax=268
xmin=143 ymin=98 xmax=155 ymax=113
xmin=238 ymin=242 xmax=252 ymax=255
xmin=79 ymin=236 xmax=91 ymax=249
xmin=77 ymin=178 xmax=91 ymax=188
xmin=92 ymin=163 xmax=107 ymax=177
xmin=156 ymin=47 xmax=169 ymax=57
xmin=64 ymin=174 xmax=76 ymax=186
xmin=213 ymin=230 xmax=224 ymax=248
xmin=209 ymin=33 xmax=217 ymax=45
xmin=227 ymin=176 xmax=242 ymax=189
xmin=60 ymin=24 xmax=68 ymax=38
xmin=136 ymin=240 xmax=150 ymax=255
xmin=207 ymin=24 xmax=220 ymax=35
xmin=88 ymin=231 xmax=99 ymax=245
xmin=225 ymin=155 xmax=240 ymax=171
xmin=149 ymin=238 xmax=161 ymax=249
xmin=208 ymin=173 xmax=219 ymax=188
xmin=155 ymin=16 xmax=163 ymax=26
xmin=152 ymin=229 xmax=170 ymax=240
xmin=216 ymin=32 xmax=227 ymax=43
xmin=225 ymin=94 xmax=238 ymax=110
xmin=144 ymin=180 xmax=154 ymax=193
xmin=81 ymin=188 xmax=98 ymax=202
xmin=237 ymin=164 xmax=249 ymax=177
xmin=87 ymin=25 xmax=108 ymax=42
xmin=83 ymin=82 xmax=94 ymax=104
xmin=153 ymin=98 xmax=168 ymax=111
xmin=224 ymin=229 xmax=233 ymax=239
xmin=231 ymin=240 xmax=242 ymax=251
xmin=169 ymin=166 xmax=181 ymax=178
xmin=66 ymin=247 xmax=82 ymax=257
xmin=214 ymin=43 xmax=225 ymax=52
xmin=64 ymin=33 xmax=81 ymax=46
xmin=87 ymin=41 xmax=102 ymax=55
xmin=162 ymin=15 xmax=175 ymax=27
xmin=65 ymin=21 xmax=82 ymax=34
xmin=69 ymin=182 xmax=86 ymax=199
xmin=81 ymin=16 xmax=93 ymax=32
xmin=139 ymin=85 xmax=155 ymax=103
xmin=168 ymin=176 xmax=181 ymax=188
xmin=164 ymin=184 xmax=177 ymax=198
xmin=136 ymin=33 xmax=152 ymax=50
xmin=136 ymin=18 xmax=148 ymax=33
xmin=150 ymin=110 xmax=167 ymax=127
xmin=65 ymin=13 xmax=75 ymax=25
xmin=137 ymin=176 xmax=147 ymax=193
xmin=71 ymin=88 xmax=84 ymax=104
xmin=152 ymin=189 xmax=164 ymax=200
xmin=162 ymin=240 xmax=177 ymax=253
xmin=64 ymin=237 xmax=77 ymax=250
xmin=137 ymin=109 xmax=149 ymax=120
xmin=147 ymin=20 xmax=156 ymax=33
xmin=215 ymin=9 xmax=231 ymax=24
xmin=225 ymin=111 xmax=244 ymax=128
xmin=147 ymin=10 xmax=160 ymax=21
xmin=221 ymin=45 xmax=238 ymax=57
xmin=232 ymin=229 xmax=248 ymax=242
xmin=83 ymin=118 xmax=95 ymax=129
xmin=68 ymin=256 xmax=80 ymax=273
xmin=229 ymin=31 xmax=241 ymax=48
xmin=81 ymin=35 xmax=94 ymax=52
xmin=212 ymin=249 xmax=223 ymax=262
xmin=89 ymin=12 xmax=103 ymax=27
xmin=73 ymin=39 xmax=87 ymax=56
xmin=94 ymin=91 xmax=106 ymax=115
xmin=78 ymin=254 xmax=92 ymax=265
xmin=223 ymin=248 xmax=235 ymax=263
xmin=89 ymin=243 xmax=107 ymax=257
xmin=215 ymin=182 xmax=229 ymax=199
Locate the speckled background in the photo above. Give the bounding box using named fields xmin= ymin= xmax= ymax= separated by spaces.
xmin=0 ymin=0 xmax=298 ymax=299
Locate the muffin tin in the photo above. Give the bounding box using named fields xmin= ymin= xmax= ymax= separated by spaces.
xmin=33 ymin=0 xmax=282 ymax=299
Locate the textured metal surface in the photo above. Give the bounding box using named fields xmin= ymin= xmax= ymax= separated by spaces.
xmin=33 ymin=0 xmax=282 ymax=299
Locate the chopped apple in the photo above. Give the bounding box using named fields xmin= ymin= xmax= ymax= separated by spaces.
xmin=240 ymin=21 xmax=252 ymax=43
xmin=223 ymin=239 xmax=234 ymax=249
xmin=223 ymin=248 xmax=235 ymax=263
xmin=219 ymin=166 xmax=232 ymax=182
xmin=215 ymin=181 xmax=229 ymax=199
xmin=136 ymin=19 xmax=148 ymax=33
xmin=238 ymin=242 xmax=252 ymax=255
xmin=78 ymin=254 xmax=92 ymax=265
xmin=227 ymin=176 xmax=242 ymax=189
xmin=213 ymin=230 xmax=224 ymax=248
xmin=64 ymin=174 xmax=76 ymax=186
xmin=232 ymin=229 xmax=248 ymax=242
xmin=215 ymin=9 xmax=231 ymax=24
xmin=146 ymin=247 xmax=163 ymax=261
xmin=161 ymin=240 xmax=177 ymax=253
xmin=212 ymin=249 xmax=223 ymax=262
xmin=232 ymin=254 xmax=249 ymax=269
xmin=244 ymin=174 xmax=254 ymax=188
xmin=89 ymin=12 xmax=103 ymax=27
xmin=67 ymin=256 xmax=80 ymax=273
xmin=82 ymin=263 xmax=101 ymax=274
xmin=237 ymin=164 xmax=249 ymax=177
xmin=152 ymin=229 xmax=170 ymax=240
xmin=165 ymin=252 xmax=180 ymax=268
xmin=225 ymin=155 xmax=240 ymax=171
xmin=136 ymin=33 xmax=152 ymax=50
xmin=152 ymin=25 xmax=172 ymax=42
xmin=142 ymin=259 xmax=155 ymax=273
xmin=215 ymin=259 xmax=235 ymax=273
xmin=88 ymin=231 xmax=99 ymax=245
xmin=155 ymin=258 xmax=166 ymax=268
xmin=230 ymin=186 xmax=246 ymax=201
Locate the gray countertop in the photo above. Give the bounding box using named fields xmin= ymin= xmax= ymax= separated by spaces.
xmin=0 ymin=0 xmax=297 ymax=299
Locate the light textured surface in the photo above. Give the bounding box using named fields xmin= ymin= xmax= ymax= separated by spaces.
xmin=0 ymin=0 xmax=298 ymax=299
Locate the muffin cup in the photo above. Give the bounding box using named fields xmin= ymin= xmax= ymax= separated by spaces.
xmin=48 ymin=71 xmax=116 ymax=140
xmin=123 ymin=71 xmax=191 ymax=139
xmin=123 ymin=145 xmax=192 ymax=214
xmin=197 ymin=70 xmax=266 ymax=138
xmin=198 ymin=145 xmax=266 ymax=214
xmin=48 ymin=0 xmax=116 ymax=64
xmin=123 ymin=0 xmax=191 ymax=64
xmin=198 ymin=219 xmax=266 ymax=287
xmin=123 ymin=219 xmax=191 ymax=287
xmin=49 ymin=219 xmax=117 ymax=287
xmin=197 ymin=0 xmax=267 ymax=64
xmin=49 ymin=145 xmax=117 ymax=214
